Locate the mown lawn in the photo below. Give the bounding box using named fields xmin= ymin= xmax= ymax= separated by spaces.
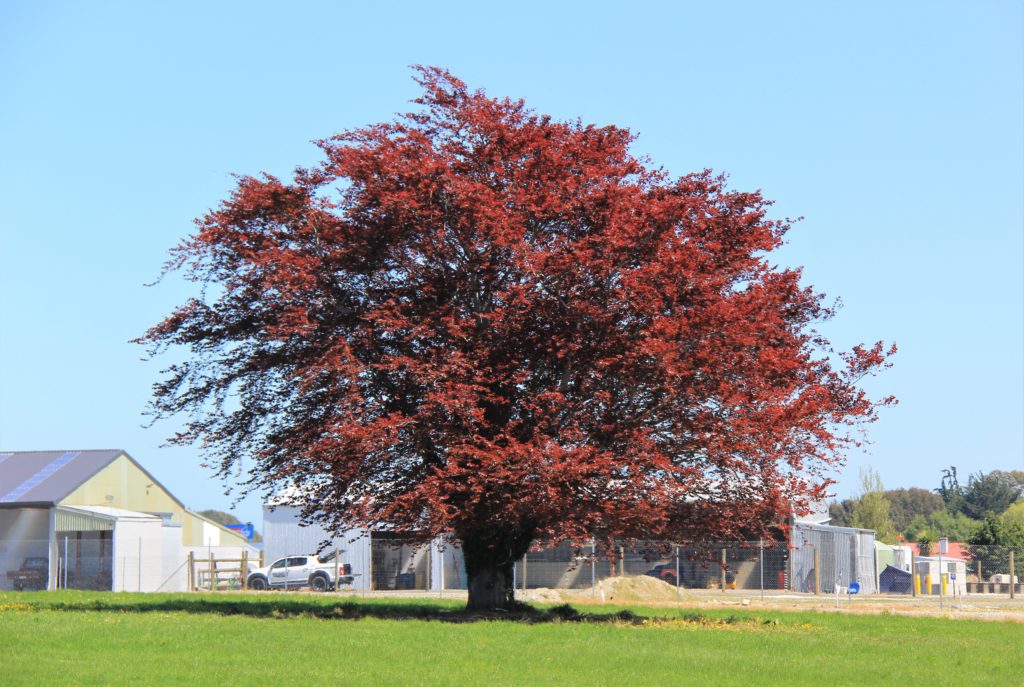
xmin=1 ymin=591 xmax=1019 ymax=686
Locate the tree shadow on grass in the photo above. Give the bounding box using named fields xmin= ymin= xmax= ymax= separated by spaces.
xmin=30 ymin=595 xmax=663 ymax=625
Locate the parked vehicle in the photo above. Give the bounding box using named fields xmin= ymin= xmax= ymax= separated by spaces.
xmin=247 ymin=553 xmax=354 ymax=591
xmin=7 ymin=557 xmax=48 ymax=591
xmin=644 ymin=563 xmax=678 ymax=587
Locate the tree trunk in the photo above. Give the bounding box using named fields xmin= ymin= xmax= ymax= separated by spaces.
xmin=466 ymin=561 xmax=514 ymax=611
xmin=460 ymin=527 xmax=533 ymax=611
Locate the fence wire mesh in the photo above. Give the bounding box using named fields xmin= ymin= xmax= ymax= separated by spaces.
xmin=4 ymin=533 xmax=1024 ymax=598
xmin=504 ymin=540 xmax=792 ymax=593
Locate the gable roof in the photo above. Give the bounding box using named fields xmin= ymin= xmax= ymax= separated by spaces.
xmin=0 ymin=450 xmax=184 ymax=510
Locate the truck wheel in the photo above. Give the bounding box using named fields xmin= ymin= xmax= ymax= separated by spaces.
xmin=309 ymin=574 xmax=331 ymax=592
xmin=248 ymin=576 xmax=268 ymax=591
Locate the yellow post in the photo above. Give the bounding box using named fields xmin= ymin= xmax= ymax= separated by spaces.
xmin=910 ymin=552 xmax=917 ymax=597
xmin=924 ymin=573 xmax=932 ymax=595
xmin=941 ymin=573 xmax=948 ymax=596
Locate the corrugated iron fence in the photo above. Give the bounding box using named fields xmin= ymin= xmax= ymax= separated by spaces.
xmin=789 ymin=522 xmax=877 ymax=594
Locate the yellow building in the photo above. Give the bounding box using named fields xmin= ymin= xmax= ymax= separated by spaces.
xmin=0 ymin=449 xmax=250 ymax=591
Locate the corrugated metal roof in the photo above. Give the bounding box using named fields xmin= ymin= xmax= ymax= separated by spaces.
xmin=55 ymin=505 xmax=116 ymax=532
xmin=0 ymin=450 xmax=125 ymax=505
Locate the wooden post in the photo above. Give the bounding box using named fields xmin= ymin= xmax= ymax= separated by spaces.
xmin=720 ymin=548 xmax=727 ymax=592
xmin=187 ymin=551 xmax=195 ymax=591
xmin=522 ymin=555 xmax=528 ymax=590
xmin=786 ymin=544 xmax=793 ymax=592
xmin=208 ymin=551 xmax=214 ymax=591
xmin=675 ymin=545 xmax=681 ymax=602
xmin=241 ymin=551 xmax=248 ymax=590
xmin=1010 ymin=550 xmax=1016 ymax=600
xmin=976 ymin=559 xmax=982 ymax=583
xmin=619 ymin=546 xmax=625 ymax=577
xmin=813 ymin=548 xmax=820 ymax=595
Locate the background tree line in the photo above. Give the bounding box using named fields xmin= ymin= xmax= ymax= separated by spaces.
xmin=829 ymin=467 xmax=1024 ymax=558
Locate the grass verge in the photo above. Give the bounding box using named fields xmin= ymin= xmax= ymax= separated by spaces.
xmin=1 ymin=591 xmax=1019 ymax=686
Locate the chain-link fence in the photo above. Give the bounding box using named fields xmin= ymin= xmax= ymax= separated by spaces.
xmin=509 ymin=541 xmax=790 ymax=593
xmin=429 ymin=541 xmax=1024 ymax=598
xmin=959 ymin=545 xmax=1024 ymax=595
xmin=6 ymin=530 xmax=1024 ymax=598
xmin=423 ymin=540 xmax=792 ymax=594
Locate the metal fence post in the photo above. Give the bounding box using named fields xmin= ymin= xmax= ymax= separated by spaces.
xmin=720 ymin=548 xmax=727 ymax=592
xmin=759 ymin=539 xmax=764 ymax=600
xmin=591 ymin=539 xmax=596 ymax=598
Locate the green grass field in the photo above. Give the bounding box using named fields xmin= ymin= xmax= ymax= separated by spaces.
xmin=2 ymin=592 xmax=1020 ymax=686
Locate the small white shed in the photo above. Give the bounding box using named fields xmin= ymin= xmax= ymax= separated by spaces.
xmin=915 ymin=556 xmax=967 ymax=596
xmin=58 ymin=505 xmax=186 ymax=592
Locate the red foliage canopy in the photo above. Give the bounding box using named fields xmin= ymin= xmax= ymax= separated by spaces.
xmin=140 ymin=68 xmax=894 ymax=605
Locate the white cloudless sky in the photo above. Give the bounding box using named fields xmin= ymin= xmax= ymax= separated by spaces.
xmin=1 ymin=1 xmax=1021 ymax=527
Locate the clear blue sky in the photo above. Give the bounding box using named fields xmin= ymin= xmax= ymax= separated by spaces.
xmin=1 ymin=1 xmax=1021 ymax=527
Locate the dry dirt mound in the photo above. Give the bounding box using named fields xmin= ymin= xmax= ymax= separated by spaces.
xmin=592 ymin=575 xmax=686 ymax=603
xmin=519 ymin=575 xmax=689 ymax=605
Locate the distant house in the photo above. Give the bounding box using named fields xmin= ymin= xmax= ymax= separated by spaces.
xmin=905 ymin=541 xmax=968 ymax=560
xmin=0 ymin=449 xmax=251 ymax=591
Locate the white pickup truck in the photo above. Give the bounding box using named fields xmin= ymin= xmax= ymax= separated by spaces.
xmin=247 ymin=552 xmax=354 ymax=592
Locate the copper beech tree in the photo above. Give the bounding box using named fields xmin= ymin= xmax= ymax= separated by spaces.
xmin=140 ymin=68 xmax=894 ymax=610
